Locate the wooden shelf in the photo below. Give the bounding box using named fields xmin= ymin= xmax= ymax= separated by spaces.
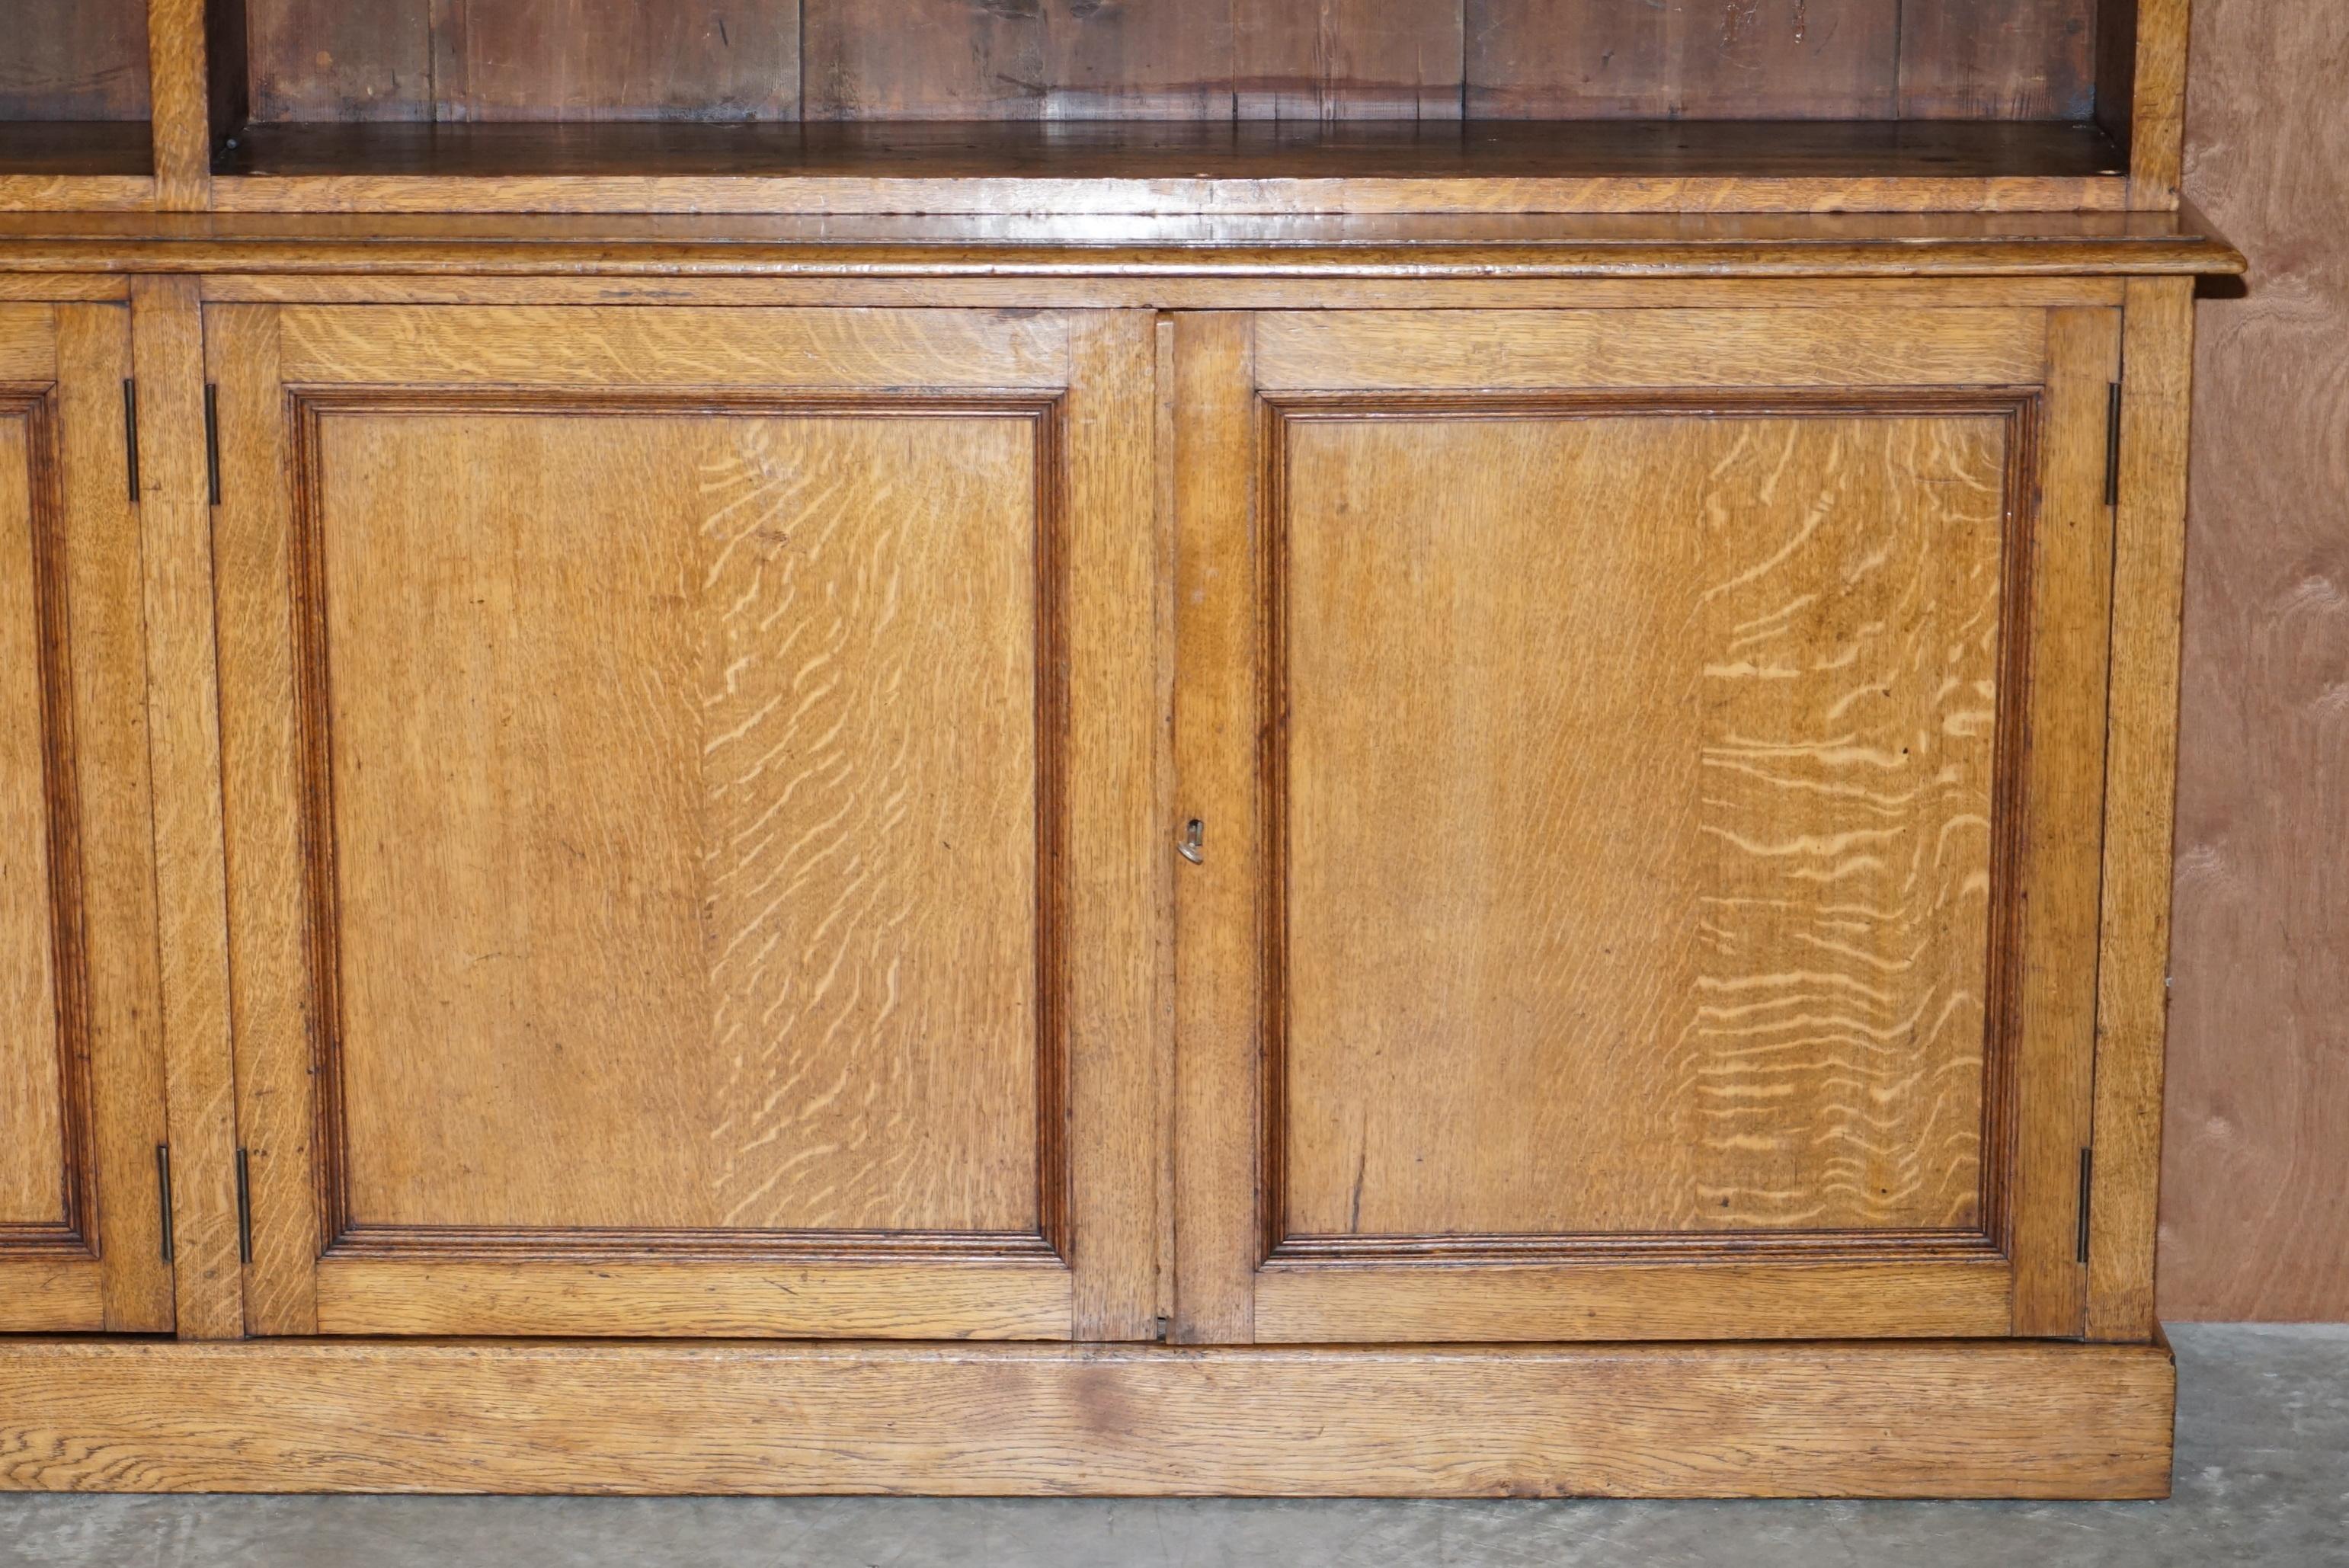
xmin=0 ymin=122 xmax=155 ymax=210
xmin=208 ymin=119 xmax=2132 ymax=216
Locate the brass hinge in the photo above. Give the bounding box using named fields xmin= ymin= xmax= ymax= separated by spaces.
xmin=2104 ymin=382 xmax=2123 ymax=507
xmin=235 ymin=1147 xmax=254 ymax=1264
xmin=2076 ymin=1146 xmax=2095 ymax=1264
xmin=121 ymin=380 xmax=140 ymax=503
xmin=155 ymin=1144 xmax=173 ymax=1262
xmin=203 ymin=383 xmax=222 ymax=505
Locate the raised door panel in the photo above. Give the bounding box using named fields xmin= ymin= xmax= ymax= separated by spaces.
xmin=0 ymin=302 xmax=172 ymax=1333
xmin=215 ymin=306 xmax=1160 ymax=1339
xmin=1172 ymin=306 xmax=2120 ymax=1343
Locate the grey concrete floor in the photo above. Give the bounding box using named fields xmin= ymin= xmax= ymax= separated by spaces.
xmin=2 ymin=1323 xmax=2343 ymax=1566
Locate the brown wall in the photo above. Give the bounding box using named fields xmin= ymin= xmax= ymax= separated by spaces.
xmin=2159 ymin=0 xmax=2349 ymax=1321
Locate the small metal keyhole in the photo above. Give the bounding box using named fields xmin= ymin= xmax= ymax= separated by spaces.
xmin=1178 ymin=819 xmax=1205 ymax=865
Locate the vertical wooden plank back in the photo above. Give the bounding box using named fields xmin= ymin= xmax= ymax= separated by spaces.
xmin=130 ymin=277 xmax=244 ymax=1339
xmin=1 ymin=1 xmax=153 ymax=121
xmin=1467 ymin=0 xmax=1899 ymax=119
xmin=1899 ymin=0 xmax=2098 ymax=120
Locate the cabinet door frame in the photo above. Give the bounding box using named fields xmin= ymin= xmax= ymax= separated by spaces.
xmin=210 ymin=304 xmax=1163 ymax=1340
xmin=0 ymin=299 xmax=173 ymax=1333
xmin=1170 ymin=304 xmax=2122 ymax=1345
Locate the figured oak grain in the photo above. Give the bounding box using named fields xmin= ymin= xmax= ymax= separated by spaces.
xmin=0 ymin=381 xmax=68 ymax=1234
xmin=316 ymin=406 xmax=1045 ymax=1237
xmin=1278 ymin=407 xmax=2008 ymax=1243
xmin=0 ymin=1336 xmax=2178 ymax=1499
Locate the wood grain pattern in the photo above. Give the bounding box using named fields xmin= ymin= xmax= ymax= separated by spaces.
xmin=0 ymin=366 xmax=73 ymax=1238
xmin=1255 ymin=307 xmax=2050 ymax=389
xmin=130 ymin=274 xmax=263 ymax=1340
xmin=313 ymin=1259 xmax=1074 ymax=1337
xmin=216 ymin=304 xmax=1164 ymax=1339
xmin=1467 ymin=0 xmax=1899 ymax=120
xmin=0 ymin=1337 xmax=2178 ymax=1498
xmin=148 ymin=0 xmax=215 ymax=210
xmin=1274 ymin=400 xmax=2012 ymax=1248
xmin=53 ymin=302 xmax=174 ymax=1330
xmin=2160 ymin=0 xmax=2349 ymax=1320
xmin=244 ymin=0 xmax=798 ymax=123
xmin=0 ymin=2 xmax=152 ymax=122
xmin=309 ymin=400 xmax=1046 ymax=1243
xmin=274 ymin=302 xmax=1068 ymax=386
xmin=1167 ymin=312 xmax=1261 ymax=1346
xmin=1898 ymin=0 xmax=2098 ymax=120
xmin=2086 ymin=275 xmax=2191 ymax=1341
xmin=1255 ymin=1259 xmax=2013 ymax=1342
xmin=2003 ymin=305 xmax=2120 ymax=1337
xmin=0 ymin=302 xmax=172 ymax=1333
xmin=1061 ymin=311 xmax=1166 ymax=1340
xmin=207 ymin=303 xmax=320 ymax=1334
xmin=197 ymin=119 xmax=2134 ymax=216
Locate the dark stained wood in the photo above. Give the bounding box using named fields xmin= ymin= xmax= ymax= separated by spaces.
xmin=1231 ymin=0 xmax=1462 ymax=120
xmin=244 ymin=0 xmax=797 ymax=123
xmin=1899 ymin=0 xmax=2098 ymax=120
xmin=1467 ymin=0 xmax=1899 ymax=119
xmin=2159 ymin=0 xmax=2349 ymax=1320
xmin=198 ymin=118 xmax=2130 ymax=216
xmin=0 ymin=2 xmax=153 ymax=123
xmin=0 ymin=126 xmax=153 ymax=179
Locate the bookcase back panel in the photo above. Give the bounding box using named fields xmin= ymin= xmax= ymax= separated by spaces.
xmin=0 ymin=0 xmax=152 ymax=122
xmin=233 ymin=0 xmax=2102 ymax=123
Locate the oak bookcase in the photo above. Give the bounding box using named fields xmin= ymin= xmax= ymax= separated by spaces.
xmin=1 ymin=0 xmax=2240 ymax=1497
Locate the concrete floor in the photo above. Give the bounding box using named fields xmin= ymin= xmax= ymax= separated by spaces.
xmin=2 ymin=1323 xmax=2343 ymax=1567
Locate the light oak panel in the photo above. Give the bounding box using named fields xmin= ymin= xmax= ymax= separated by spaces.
xmin=0 ymin=302 xmax=172 ymax=1333
xmin=0 ymin=1337 xmax=2178 ymax=1498
xmin=313 ymin=1259 xmax=1073 ymax=1338
xmin=315 ymin=403 xmax=1045 ymax=1239
xmin=274 ymin=305 xmax=1070 ymax=388
xmin=1256 ymin=1259 xmax=2014 ymax=1342
xmin=1277 ymin=405 xmax=2008 ymax=1244
xmin=0 ymin=382 xmax=69 ymax=1234
xmin=53 ymin=302 xmax=174 ymax=1330
xmin=132 ymin=275 xmax=245 ymax=1340
xmin=216 ymin=304 xmax=1162 ymax=1340
xmin=1255 ymin=309 xmax=2050 ymax=390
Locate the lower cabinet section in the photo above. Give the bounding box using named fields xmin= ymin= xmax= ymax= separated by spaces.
xmin=0 ymin=281 xmax=2200 ymax=1496
xmin=0 ymin=1336 xmax=2178 ymax=1498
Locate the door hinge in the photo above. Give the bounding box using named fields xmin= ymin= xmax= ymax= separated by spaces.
xmin=2104 ymin=382 xmax=2123 ymax=507
xmin=155 ymin=1144 xmax=174 ymax=1263
xmin=2076 ymin=1146 xmax=2095 ymax=1264
xmin=235 ymin=1147 xmax=254 ymax=1264
xmin=203 ymin=383 xmax=222 ymax=505
xmin=121 ymin=379 xmax=140 ymax=503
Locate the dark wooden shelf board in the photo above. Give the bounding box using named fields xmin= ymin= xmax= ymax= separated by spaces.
xmin=0 ymin=121 xmax=155 ymax=210
xmin=209 ymin=120 xmax=2132 ymax=216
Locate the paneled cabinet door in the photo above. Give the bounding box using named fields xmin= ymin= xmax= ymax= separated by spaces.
xmin=211 ymin=306 xmax=1161 ymax=1339
xmin=1171 ymin=306 xmax=2122 ymax=1344
xmin=0 ymin=302 xmax=172 ymax=1332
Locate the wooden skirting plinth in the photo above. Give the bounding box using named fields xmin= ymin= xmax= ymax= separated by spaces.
xmin=0 ymin=1337 xmax=2174 ymax=1498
